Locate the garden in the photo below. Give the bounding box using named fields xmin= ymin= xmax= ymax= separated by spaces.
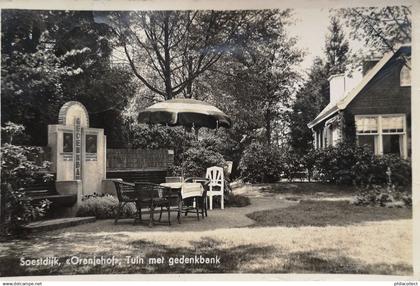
xmin=0 ymin=7 xmax=414 ymax=277
xmin=0 ymin=122 xmax=413 ymax=276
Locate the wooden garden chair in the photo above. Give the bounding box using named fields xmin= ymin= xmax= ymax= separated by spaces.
xmin=206 ymin=166 xmax=225 ymax=210
xmin=184 ymin=177 xmax=209 ymax=218
xmin=134 ymin=182 xmax=174 ymax=227
xmin=112 ymin=180 xmax=137 ymax=224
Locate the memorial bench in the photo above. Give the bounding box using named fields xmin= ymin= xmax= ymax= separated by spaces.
xmin=20 ymin=176 xmax=77 ymax=207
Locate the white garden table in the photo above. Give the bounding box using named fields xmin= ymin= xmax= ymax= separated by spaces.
xmin=160 ymin=182 xmax=205 ymax=223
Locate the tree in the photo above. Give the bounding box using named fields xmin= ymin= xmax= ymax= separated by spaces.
xmin=337 ymin=6 xmax=411 ymax=54
xmin=1 ymin=10 xmax=83 ymax=145
xmin=288 ymin=16 xmax=349 ymax=155
xmin=324 ymin=16 xmax=349 ymax=75
xmin=107 ymin=10 xmax=289 ymax=100
xmin=288 ymin=57 xmax=330 ymax=154
xmin=198 ymin=10 xmax=302 ymax=147
xmin=1 ymin=10 xmax=136 ymax=147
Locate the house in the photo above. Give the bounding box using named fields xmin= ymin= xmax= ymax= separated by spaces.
xmin=307 ymin=44 xmax=411 ymax=159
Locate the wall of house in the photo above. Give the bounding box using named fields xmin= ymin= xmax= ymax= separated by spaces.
xmin=346 ymin=52 xmax=411 ymax=117
xmin=345 ymin=48 xmax=411 ymax=156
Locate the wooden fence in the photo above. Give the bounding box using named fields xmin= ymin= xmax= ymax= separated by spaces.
xmin=106 ymin=148 xmax=173 ymax=171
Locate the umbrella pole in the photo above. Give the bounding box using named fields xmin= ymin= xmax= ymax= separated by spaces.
xmin=181 ymin=127 xmax=186 ymax=179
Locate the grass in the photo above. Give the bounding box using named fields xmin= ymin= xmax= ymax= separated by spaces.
xmin=0 ymin=183 xmax=413 ymax=276
xmin=247 ymin=200 xmax=412 ymax=227
xmin=259 ymin=182 xmax=358 ymax=196
xmin=0 ymin=234 xmax=412 ymax=276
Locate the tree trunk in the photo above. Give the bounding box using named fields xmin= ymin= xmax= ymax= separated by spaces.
xmin=265 ymin=110 xmax=272 ymax=146
xmin=185 ymin=57 xmax=193 ymax=98
xmin=163 ymin=12 xmax=173 ymax=99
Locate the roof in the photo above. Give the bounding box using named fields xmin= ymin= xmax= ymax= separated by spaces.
xmin=307 ymin=44 xmax=411 ymax=129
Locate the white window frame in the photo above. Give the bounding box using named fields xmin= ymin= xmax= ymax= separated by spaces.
xmin=355 ymin=114 xmax=407 ymax=158
xmin=400 ymin=58 xmax=411 ymax=87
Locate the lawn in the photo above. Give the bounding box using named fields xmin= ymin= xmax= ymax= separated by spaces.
xmin=0 ymin=183 xmax=413 ymax=276
xmin=247 ymin=200 xmax=412 ymax=227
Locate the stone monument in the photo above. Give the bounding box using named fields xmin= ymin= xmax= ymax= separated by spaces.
xmin=48 ymin=101 xmax=107 ymax=209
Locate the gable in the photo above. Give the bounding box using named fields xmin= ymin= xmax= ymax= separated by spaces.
xmin=308 ymin=44 xmax=411 ymax=129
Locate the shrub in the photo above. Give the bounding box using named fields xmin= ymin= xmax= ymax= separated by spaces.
xmin=76 ymin=194 xmax=136 ymax=219
xmin=312 ymin=143 xmax=367 ymax=184
xmin=238 ymin=142 xmax=283 ymax=183
xmin=224 ymin=193 xmax=251 ymax=207
xmin=353 ymin=185 xmax=412 ymax=208
xmin=281 ymin=152 xmax=305 ymax=182
xmin=1 ymin=184 xmax=51 ymax=234
xmin=302 ymin=149 xmax=321 ymax=182
xmin=179 ymin=146 xmax=226 ymax=178
xmin=375 ymin=155 xmax=411 ymax=187
xmin=1 ymin=123 xmax=52 ymax=233
xmin=131 ymin=124 xmax=195 ymax=165
xmin=311 ymin=143 xmax=411 ymax=187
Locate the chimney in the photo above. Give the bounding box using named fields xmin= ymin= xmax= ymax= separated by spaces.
xmin=328 ymin=74 xmax=346 ymax=104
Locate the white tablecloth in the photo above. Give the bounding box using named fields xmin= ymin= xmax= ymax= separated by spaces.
xmin=160 ymin=182 xmax=204 ymax=199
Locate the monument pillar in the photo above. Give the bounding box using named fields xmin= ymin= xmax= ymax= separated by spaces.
xmin=48 ymin=101 xmax=107 ymax=206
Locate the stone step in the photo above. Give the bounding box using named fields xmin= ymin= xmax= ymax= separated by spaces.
xmin=22 ymin=217 xmax=96 ymax=233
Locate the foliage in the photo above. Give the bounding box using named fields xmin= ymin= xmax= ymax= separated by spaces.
xmin=353 ymin=185 xmax=411 ymax=208
xmin=1 ymin=121 xmax=26 ymax=144
xmin=2 ymin=184 xmax=51 ymax=234
xmin=288 ymin=16 xmax=349 ymax=157
xmin=1 ymin=123 xmax=53 ymax=233
xmin=179 ymin=146 xmax=226 ymax=178
xmin=1 ymin=140 xmax=52 ymax=190
xmin=224 ymin=193 xmax=251 ymax=208
xmin=106 ymin=10 xmax=294 ymax=101
xmin=238 ymin=142 xmax=283 ymax=183
xmin=130 ymin=124 xmax=195 ymax=165
xmin=76 ymin=194 xmax=136 ymax=219
xmin=337 ymin=6 xmax=411 ymax=54
xmin=287 ymin=58 xmax=329 ymax=155
xmin=302 ymin=150 xmax=320 ymax=182
xmin=1 ymin=10 xmax=136 ymax=147
xmin=324 ymin=16 xmax=350 ymax=74
xmin=281 ymin=152 xmax=304 ymax=182
xmin=310 ymin=143 xmax=411 ymax=187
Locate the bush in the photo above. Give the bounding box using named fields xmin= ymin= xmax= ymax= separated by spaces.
xmin=76 ymin=194 xmax=136 ymax=219
xmin=1 ymin=184 xmax=51 ymax=234
xmin=179 ymin=146 xmax=226 ymax=178
xmin=1 ymin=123 xmax=52 ymax=234
xmin=311 ymin=143 xmax=411 ymax=187
xmin=353 ymin=185 xmax=412 ymax=208
xmin=131 ymin=124 xmax=195 ymax=165
xmin=224 ymin=193 xmax=251 ymax=207
xmin=281 ymin=152 xmax=305 ymax=182
xmin=238 ymin=142 xmax=283 ymax=183
xmin=375 ymin=155 xmax=411 ymax=187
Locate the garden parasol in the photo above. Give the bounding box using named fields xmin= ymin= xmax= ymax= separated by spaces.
xmin=137 ymin=98 xmax=232 ymax=177
xmin=137 ymin=98 xmax=232 ymax=130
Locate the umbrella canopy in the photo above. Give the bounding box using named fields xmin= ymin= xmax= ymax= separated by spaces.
xmin=138 ymin=98 xmax=232 ymax=129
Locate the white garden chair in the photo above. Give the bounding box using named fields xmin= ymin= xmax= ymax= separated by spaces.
xmin=205 ymin=166 xmax=224 ymax=210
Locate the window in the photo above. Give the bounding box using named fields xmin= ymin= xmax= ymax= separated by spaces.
xmin=400 ymin=59 xmax=411 ymax=87
xmin=358 ymin=135 xmax=376 ymax=154
xmin=355 ymin=115 xmax=407 ymax=158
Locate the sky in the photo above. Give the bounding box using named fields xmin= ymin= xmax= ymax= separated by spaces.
xmin=290 ymin=7 xmax=330 ymax=73
xmin=109 ymin=7 xmax=366 ymax=80
xmin=289 ymin=7 xmax=364 ymax=76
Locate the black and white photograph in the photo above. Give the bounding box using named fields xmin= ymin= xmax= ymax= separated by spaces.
xmin=0 ymin=0 xmax=418 ymax=281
